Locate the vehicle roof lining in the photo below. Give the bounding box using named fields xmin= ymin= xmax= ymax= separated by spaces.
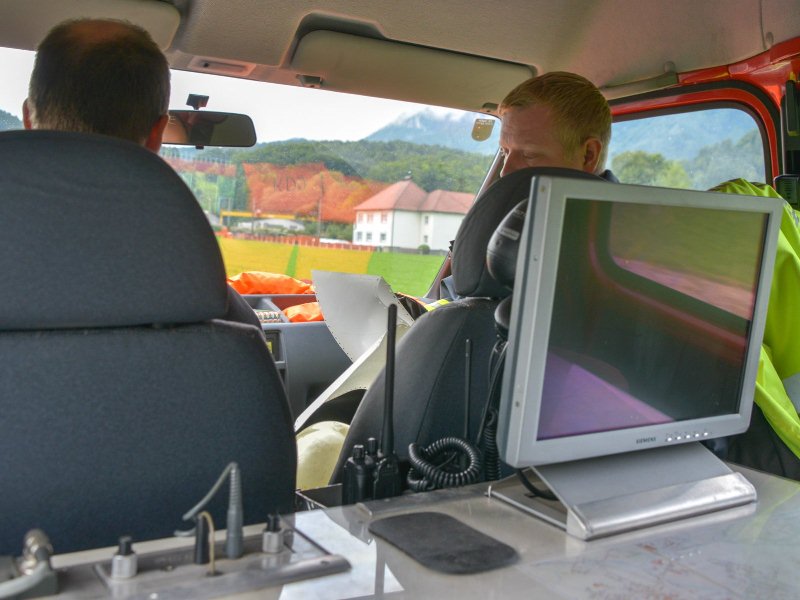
xmin=0 ymin=0 xmax=180 ymax=51
xmin=3 ymin=0 xmax=800 ymax=109
xmin=289 ymin=31 xmax=534 ymax=113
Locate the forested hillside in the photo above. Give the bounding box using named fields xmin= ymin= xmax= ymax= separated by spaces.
xmin=609 ymin=110 xmax=756 ymax=162
xmin=163 ymin=107 xmax=766 ymax=238
xmin=162 ymin=139 xmax=492 ymax=229
xmin=612 ymin=129 xmax=763 ymax=190
xmin=229 ymin=140 xmax=491 ymax=193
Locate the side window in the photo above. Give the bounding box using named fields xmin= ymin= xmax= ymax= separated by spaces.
xmin=608 ymin=108 xmax=766 ymax=190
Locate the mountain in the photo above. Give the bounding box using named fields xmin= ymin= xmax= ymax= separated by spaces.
xmin=364 ymin=109 xmax=500 ymax=155
xmin=364 ymin=106 xmax=759 ymax=166
xmin=609 ymin=109 xmax=756 ymax=162
xmin=0 ymin=109 xmax=22 ymax=131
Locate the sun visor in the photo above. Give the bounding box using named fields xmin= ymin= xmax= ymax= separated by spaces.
xmin=0 ymin=0 xmax=180 ymax=51
xmin=291 ymin=31 xmax=534 ymax=113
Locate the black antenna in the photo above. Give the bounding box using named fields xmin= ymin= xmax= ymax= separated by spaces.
xmin=372 ymin=304 xmax=403 ymax=499
xmin=464 ymin=338 xmax=471 ymax=439
xmin=382 ymin=304 xmax=397 ymax=457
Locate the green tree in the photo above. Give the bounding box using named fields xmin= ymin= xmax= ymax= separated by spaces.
xmin=612 ymin=150 xmax=690 ymax=188
xmin=323 ymin=222 xmax=353 ymax=240
xmin=233 ymin=163 xmax=250 ymax=211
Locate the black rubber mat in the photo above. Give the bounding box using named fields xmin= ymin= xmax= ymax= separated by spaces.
xmin=368 ymin=511 xmax=518 ymax=574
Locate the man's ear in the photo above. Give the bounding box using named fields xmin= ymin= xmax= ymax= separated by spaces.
xmin=145 ymin=114 xmax=169 ymax=152
xmin=581 ymin=137 xmax=603 ymax=174
xmin=22 ymin=99 xmax=33 ymax=129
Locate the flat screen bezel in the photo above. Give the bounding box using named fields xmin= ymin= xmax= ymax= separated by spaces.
xmin=498 ymin=175 xmax=783 ymax=467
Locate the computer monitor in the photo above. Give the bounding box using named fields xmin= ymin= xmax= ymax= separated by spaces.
xmin=497 ymin=176 xmax=783 ymax=469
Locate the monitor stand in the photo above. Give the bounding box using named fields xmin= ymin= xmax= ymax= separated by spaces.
xmin=488 ymin=442 xmax=756 ymax=540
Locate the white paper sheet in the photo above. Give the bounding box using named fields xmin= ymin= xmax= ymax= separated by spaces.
xmin=294 ymin=272 xmax=414 ymax=431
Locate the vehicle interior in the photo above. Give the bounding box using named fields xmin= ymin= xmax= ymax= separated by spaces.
xmin=3 ymin=0 xmax=800 ymax=575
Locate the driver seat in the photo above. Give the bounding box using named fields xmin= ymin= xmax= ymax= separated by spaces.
xmin=331 ymin=167 xmax=595 ymax=485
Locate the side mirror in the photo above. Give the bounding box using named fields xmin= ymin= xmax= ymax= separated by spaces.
xmin=162 ymin=110 xmax=257 ymax=148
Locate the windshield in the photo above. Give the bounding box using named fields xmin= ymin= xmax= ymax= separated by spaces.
xmin=0 ymin=47 xmax=499 ymax=296
xmin=3 ymin=45 xmax=771 ymax=296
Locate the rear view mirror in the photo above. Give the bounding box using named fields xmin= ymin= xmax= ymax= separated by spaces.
xmin=163 ymin=110 xmax=257 ymax=148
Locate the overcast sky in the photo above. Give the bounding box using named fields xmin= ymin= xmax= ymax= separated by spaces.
xmin=0 ymin=46 xmax=461 ymax=143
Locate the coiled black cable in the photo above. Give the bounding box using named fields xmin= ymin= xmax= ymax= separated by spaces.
xmin=481 ymin=408 xmax=501 ymax=481
xmin=406 ymin=437 xmax=482 ymax=492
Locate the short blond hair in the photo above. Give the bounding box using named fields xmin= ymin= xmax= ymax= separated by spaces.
xmin=500 ymin=72 xmax=611 ymax=169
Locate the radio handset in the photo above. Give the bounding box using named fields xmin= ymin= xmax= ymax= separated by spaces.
xmin=372 ymin=304 xmax=403 ymax=499
xmin=341 ymin=306 xmax=403 ymax=503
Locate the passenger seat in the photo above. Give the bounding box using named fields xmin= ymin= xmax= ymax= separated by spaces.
xmin=0 ymin=131 xmax=297 ymax=554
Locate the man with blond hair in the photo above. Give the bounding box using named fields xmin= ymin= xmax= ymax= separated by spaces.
xmin=498 ymin=71 xmax=614 ymax=178
xmin=437 ymin=71 xmax=616 ymax=300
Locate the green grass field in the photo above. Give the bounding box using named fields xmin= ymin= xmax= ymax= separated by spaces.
xmin=293 ymin=245 xmax=372 ymax=280
xmin=367 ymin=252 xmax=444 ymax=296
xmin=218 ymin=237 xmax=444 ymax=295
xmin=216 ymin=238 xmax=294 ymax=277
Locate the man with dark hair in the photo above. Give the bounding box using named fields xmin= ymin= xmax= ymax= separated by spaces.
xmin=23 ymin=19 xmax=170 ymax=150
xmin=23 ymin=18 xmax=262 ymax=329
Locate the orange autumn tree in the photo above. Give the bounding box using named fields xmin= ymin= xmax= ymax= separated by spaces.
xmin=243 ymin=162 xmax=388 ymax=223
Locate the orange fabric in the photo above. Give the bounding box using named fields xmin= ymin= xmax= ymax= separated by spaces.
xmin=227 ymin=271 xmax=314 ymax=295
xmin=283 ymin=302 xmax=324 ymax=322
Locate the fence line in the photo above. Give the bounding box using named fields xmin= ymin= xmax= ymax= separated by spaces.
xmin=223 ymin=232 xmax=376 ymax=251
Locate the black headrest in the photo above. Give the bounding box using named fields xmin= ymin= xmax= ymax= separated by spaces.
xmin=0 ymin=130 xmax=228 ymax=330
xmin=486 ymin=169 xmax=606 ymax=290
xmin=451 ymin=167 xmax=601 ymax=298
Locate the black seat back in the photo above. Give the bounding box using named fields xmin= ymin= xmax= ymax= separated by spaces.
xmin=0 ymin=131 xmax=296 ymax=554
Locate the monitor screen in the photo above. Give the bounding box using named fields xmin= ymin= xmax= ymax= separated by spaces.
xmin=498 ymin=176 xmax=783 ymax=467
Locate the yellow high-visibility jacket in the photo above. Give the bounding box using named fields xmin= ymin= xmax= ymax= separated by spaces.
xmin=711 ymin=179 xmax=800 ymax=461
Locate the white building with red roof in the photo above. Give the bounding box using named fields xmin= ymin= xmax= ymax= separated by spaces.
xmin=352 ymin=179 xmax=473 ymax=251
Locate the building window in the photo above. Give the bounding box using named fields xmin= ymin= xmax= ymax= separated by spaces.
xmin=366 ymin=232 xmax=373 ymax=242
xmin=381 ymin=212 xmax=388 ymax=223
xmin=423 ymin=235 xmax=429 ymax=244
xmin=380 ymin=232 xmax=387 ymax=242
xmin=358 ymin=213 xmax=363 ymax=223
xmin=424 ymin=215 xmax=430 ymax=225
xmin=367 ymin=213 xmax=374 ymax=223
xmin=356 ymin=231 xmax=362 ymax=241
